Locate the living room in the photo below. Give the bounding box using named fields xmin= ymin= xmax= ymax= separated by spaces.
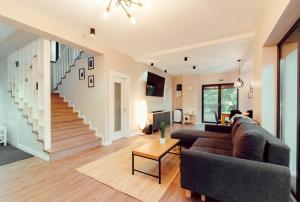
xmin=0 ymin=0 xmax=300 ymax=202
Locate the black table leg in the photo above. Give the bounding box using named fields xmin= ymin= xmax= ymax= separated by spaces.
xmin=158 ymin=158 xmax=161 ymax=184
xmin=132 ymin=152 xmax=134 ymax=175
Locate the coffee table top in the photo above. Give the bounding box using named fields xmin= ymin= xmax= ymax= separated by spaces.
xmin=132 ymin=138 xmax=180 ymax=160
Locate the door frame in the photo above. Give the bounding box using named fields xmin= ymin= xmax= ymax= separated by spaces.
xmin=277 ymin=17 xmax=300 ymax=201
xmin=201 ymin=83 xmax=239 ymax=123
xmin=109 ymin=70 xmax=130 ymax=142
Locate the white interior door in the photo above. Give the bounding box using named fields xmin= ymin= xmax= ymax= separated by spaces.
xmin=112 ymin=77 xmax=126 ymax=141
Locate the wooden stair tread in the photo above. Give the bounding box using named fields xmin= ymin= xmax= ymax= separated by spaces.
xmin=51 ymin=116 xmax=82 ymax=123
xmin=51 ymin=111 xmax=77 ymax=116
xmin=52 ymin=123 xmax=89 ymax=132
xmin=51 ymin=108 xmax=74 ymax=112
xmin=51 ymin=134 xmax=99 ymax=153
xmin=51 ymin=119 xmax=84 ymax=127
xmin=52 ymin=131 xmax=95 ymax=142
xmin=52 ymin=126 xmax=91 ymax=136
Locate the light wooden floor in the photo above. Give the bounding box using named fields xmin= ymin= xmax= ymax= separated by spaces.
xmin=0 ymin=124 xmax=205 ymax=202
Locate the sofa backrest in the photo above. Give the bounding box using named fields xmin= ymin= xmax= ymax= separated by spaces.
xmin=232 ymin=120 xmax=290 ymax=167
xmin=233 ymin=123 xmax=266 ymax=162
xmin=258 ymin=126 xmax=290 ymax=167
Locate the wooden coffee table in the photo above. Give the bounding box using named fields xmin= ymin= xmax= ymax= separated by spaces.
xmin=132 ymin=138 xmax=181 ymax=184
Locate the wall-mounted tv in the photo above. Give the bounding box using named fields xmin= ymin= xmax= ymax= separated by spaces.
xmin=146 ymin=72 xmax=165 ymax=97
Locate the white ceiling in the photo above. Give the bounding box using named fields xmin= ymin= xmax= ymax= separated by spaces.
xmin=148 ymin=35 xmax=254 ymax=75
xmin=22 ymin=0 xmax=267 ymax=74
xmin=0 ymin=22 xmax=37 ymax=59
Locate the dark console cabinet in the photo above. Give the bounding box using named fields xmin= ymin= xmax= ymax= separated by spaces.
xmin=149 ymin=111 xmax=171 ymax=132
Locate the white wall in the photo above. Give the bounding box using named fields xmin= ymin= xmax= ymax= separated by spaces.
xmin=261 ymin=65 xmax=276 ymax=134
xmin=252 ymin=0 xmax=291 ymax=131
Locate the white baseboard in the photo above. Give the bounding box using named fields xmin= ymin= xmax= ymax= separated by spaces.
xmin=102 ymin=140 xmax=112 ymax=146
xmin=18 ymin=143 xmax=50 ymax=161
xmin=129 ymin=131 xmax=141 ymax=137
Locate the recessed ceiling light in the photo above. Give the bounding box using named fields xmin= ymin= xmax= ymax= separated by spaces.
xmin=151 ymin=63 xmax=154 ymax=67
xmin=90 ymin=28 xmax=95 ymax=36
xmin=193 ymin=66 xmax=196 ymax=69
xmin=184 ymin=57 xmax=188 ymax=61
xmin=164 ymin=70 xmax=167 ymax=73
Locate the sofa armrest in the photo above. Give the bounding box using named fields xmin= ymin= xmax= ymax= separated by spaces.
xmin=181 ymin=149 xmax=291 ymax=202
xmin=205 ymin=124 xmax=232 ymax=134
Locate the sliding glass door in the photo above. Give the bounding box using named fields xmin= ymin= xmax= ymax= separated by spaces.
xmin=202 ymin=83 xmax=238 ymax=123
xmin=278 ymin=18 xmax=300 ymax=200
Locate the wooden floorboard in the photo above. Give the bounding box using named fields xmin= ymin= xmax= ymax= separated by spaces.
xmin=0 ymin=124 xmax=204 ymax=202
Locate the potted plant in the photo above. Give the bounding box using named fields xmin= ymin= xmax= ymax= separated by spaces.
xmin=160 ymin=122 xmax=166 ymax=144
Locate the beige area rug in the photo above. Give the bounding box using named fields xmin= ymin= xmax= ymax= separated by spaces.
xmin=76 ymin=139 xmax=180 ymax=202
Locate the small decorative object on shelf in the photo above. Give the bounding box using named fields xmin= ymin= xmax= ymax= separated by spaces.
xmin=160 ymin=122 xmax=166 ymax=144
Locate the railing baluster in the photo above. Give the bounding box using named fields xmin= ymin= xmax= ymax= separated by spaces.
xmin=51 ymin=46 xmax=81 ymax=90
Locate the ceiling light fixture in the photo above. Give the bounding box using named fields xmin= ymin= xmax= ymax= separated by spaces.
xmin=234 ymin=59 xmax=245 ymax=89
xmin=151 ymin=63 xmax=154 ymax=67
xmin=90 ymin=28 xmax=96 ymax=36
xmin=184 ymin=57 xmax=188 ymax=61
xmin=104 ymin=0 xmax=143 ymax=24
xmin=193 ymin=66 xmax=196 ymax=69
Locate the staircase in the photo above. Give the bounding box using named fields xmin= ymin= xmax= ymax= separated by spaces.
xmin=50 ymin=93 xmax=101 ymax=160
xmin=7 ymin=38 xmax=51 ymax=157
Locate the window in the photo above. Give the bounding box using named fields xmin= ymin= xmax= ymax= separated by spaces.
xmin=278 ymin=18 xmax=300 ymax=200
xmin=50 ymin=41 xmax=59 ymax=62
xmin=202 ymin=83 xmax=238 ymax=123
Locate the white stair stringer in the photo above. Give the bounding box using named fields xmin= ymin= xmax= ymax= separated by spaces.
xmin=7 ymin=38 xmax=51 ymax=156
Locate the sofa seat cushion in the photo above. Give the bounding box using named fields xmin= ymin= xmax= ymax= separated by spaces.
xmin=233 ymin=123 xmax=266 ymax=161
xmin=190 ymin=146 xmax=232 ymax=157
xmin=171 ymin=129 xmax=232 ymax=148
xmin=192 ymin=137 xmax=233 ymax=152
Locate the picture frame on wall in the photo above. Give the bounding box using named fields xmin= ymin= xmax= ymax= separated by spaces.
xmin=88 ymin=75 xmax=95 ymax=88
xmin=79 ymin=68 xmax=85 ymax=80
xmin=88 ymin=57 xmax=94 ymax=70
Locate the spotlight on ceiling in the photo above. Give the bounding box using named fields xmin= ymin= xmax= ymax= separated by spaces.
xmin=164 ymin=70 xmax=167 ymax=73
xmin=151 ymin=63 xmax=154 ymax=67
xmin=184 ymin=57 xmax=188 ymax=61
xmin=193 ymin=66 xmax=196 ymax=70
xmin=90 ymin=28 xmax=96 ymax=36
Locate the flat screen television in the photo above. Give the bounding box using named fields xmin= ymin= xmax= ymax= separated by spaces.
xmin=146 ymin=72 xmax=165 ymax=97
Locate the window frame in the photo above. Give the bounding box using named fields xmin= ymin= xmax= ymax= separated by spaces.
xmin=201 ymin=83 xmax=239 ymax=123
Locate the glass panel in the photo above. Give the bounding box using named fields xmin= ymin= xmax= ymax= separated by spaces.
xmin=114 ymin=82 xmax=121 ymax=132
xmin=203 ymin=86 xmax=219 ymax=122
xmin=221 ymin=84 xmax=238 ymax=114
xmin=280 ymin=27 xmax=298 ymax=194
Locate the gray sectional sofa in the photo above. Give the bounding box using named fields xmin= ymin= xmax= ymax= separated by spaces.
xmin=171 ymin=118 xmax=291 ymax=202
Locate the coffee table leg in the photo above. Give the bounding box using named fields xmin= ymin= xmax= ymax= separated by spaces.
xmin=179 ymin=142 xmax=181 ymax=153
xmin=158 ymin=158 xmax=161 ymax=184
xmin=132 ymin=153 xmax=134 ymax=175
